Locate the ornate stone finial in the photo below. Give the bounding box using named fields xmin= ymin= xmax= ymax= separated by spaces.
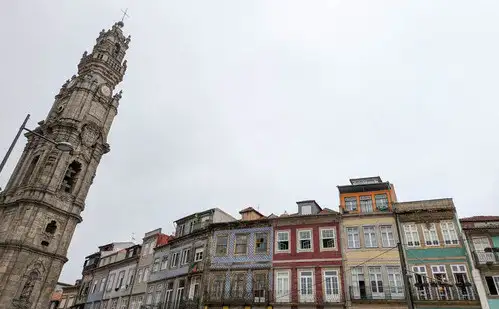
xmin=125 ymin=35 xmax=131 ymax=45
xmin=113 ymin=90 xmax=123 ymax=101
xmin=82 ymin=51 xmax=87 ymax=58
xmin=62 ymin=79 xmax=70 ymax=88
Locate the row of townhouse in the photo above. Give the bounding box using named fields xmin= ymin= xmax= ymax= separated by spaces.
xmin=59 ymin=176 xmax=497 ymax=309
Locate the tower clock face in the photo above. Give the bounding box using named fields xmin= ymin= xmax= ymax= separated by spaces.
xmin=100 ymin=85 xmax=112 ymax=97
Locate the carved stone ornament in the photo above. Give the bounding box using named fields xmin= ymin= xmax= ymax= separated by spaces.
xmin=80 ymin=123 xmax=100 ymax=147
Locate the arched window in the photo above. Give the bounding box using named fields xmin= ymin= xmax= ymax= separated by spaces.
xmin=45 ymin=221 xmax=57 ymax=234
xmin=21 ymin=155 xmax=40 ymax=185
xmin=61 ymin=161 xmax=82 ymax=193
xmin=19 ymin=271 xmax=39 ymax=301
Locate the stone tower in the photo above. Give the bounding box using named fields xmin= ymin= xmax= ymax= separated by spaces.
xmin=0 ymin=21 xmax=130 ymax=309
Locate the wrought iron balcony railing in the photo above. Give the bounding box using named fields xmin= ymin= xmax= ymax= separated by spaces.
xmin=411 ymin=282 xmax=478 ymax=301
xmin=474 ymin=251 xmax=499 ymax=265
xmin=349 ymin=285 xmax=405 ymax=301
xmin=204 ymin=290 xmax=269 ymax=305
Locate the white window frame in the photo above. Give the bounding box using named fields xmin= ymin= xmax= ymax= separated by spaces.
xmin=346 ymin=227 xmax=360 ymax=249
xmin=380 ymin=225 xmax=395 ymax=247
xmin=351 ymin=267 xmax=364 ymax=299
xmin=344 ymin=197 xmax=358 ymax=211
xmin=99 ymin=278 xmax=106 ymax=292
xmin=181 ymin=248 xmax=191 ymax=265
xmin=297 ymin=229 xmax=313 ymax=252
xmin=194 ymin=247 xmax=204 ymax=262
xmin=160 ymin=255 xmax=169 ymax=270
xmin=91 ymin=280 xmax=98 ymax=294
xmin=234 ymin=234 xmax=249 ymax=255
xmin=301 ymin=205 xmax=312 ymax=215
xmin=440 ymin=221 xmax=459 ymax=245
xmin=360 ymin=195 xmax=373 ymax=213
xmin=368 ymin=266 xmax=384 ymax=298
xmin=404 ymin=223 xmax=421 ymax=247
xmin=275 ymin=230 xmax=290 ymax=253
xmin=275 ymin=270 xmax=290 ymax=302
xmin=322 ymin=269 xmax=340 ymax=302
xmin=319 ymin=228 xmax=336 ymax=251
xmin=386 ymin=266 xmax=404 ymax=298
xmin=298 ymin=269 xmax=315 ymax=303
xmin=363 ymin=226 xmax=378 ymax=248
xmin=188 ymin=277 xmax=201 ymax=299
xmin=422 ymin=223 xmax=440 ymax=246
xmin=171 ymin=252 xmax=179 ymax=268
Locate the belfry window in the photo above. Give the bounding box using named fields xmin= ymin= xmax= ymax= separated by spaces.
xmin=61 ymin=161 xmax=81 ymax=193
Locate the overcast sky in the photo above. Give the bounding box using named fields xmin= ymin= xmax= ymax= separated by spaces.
xmin=1 ymin=1 xmax=498 ymax=284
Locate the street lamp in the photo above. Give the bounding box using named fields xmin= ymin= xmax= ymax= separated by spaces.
xmin=0 ymin=114 xmax=74 ymax=177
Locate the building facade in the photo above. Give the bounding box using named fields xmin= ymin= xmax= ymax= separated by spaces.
xmin=205 ymin=207 xmax=273 ymax=309
xmin=338 ymin=177 xmax=406 ymax=309
xmin=272 ymin=200 xmax=343 ymax=309
xmin=461 ymin=216 xmax=499 ymax=309
xmin=395 ymin=198 xmax=480 ymax=309
xmin=0 ymin=21 xmax=130 ymax=309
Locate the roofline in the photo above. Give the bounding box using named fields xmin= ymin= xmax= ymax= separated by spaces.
xmin=174 ymin=208 xmax=216 ymax=224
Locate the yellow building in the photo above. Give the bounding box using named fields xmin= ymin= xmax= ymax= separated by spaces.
xmin=338 ymin=177 xmax=408 ymax=309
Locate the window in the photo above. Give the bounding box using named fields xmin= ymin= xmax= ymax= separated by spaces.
xmin=211 ymin=275 xmax=224 ymax=299
xmin=441 ymin=221 xmax=459 ymax=245
xmin=368 ymin=267 xmax=384 ymax=296
xmin=99 ymin=278 xmax=106 ymax=292
xmin=143 ymin=267 xmax=150 ymax=282
xmin=375 ymin=194 xmax=389 ymax=210
xmin=215 ymin=235 xmax=228 ymax=256
xmin=61 ymin=161 xmax=82 ymax=193
xmin=347 ymin=227 xmax=360 ymax=249
xmin=472 ymin=236 xmax=491 ymax=252
xmin=161 ymin=255 xmax=169 ymax=270
xmin=137 ymin=269 xmax=143 ymax=283
xmin=110 ymin=298 xmax=118 ymax=309
xmin=136 ymin=296 xmax=143 ymax=309
xmin=235 ymin=234 xmax=248 ymax=255
xmin=146 ymin=286 xmax=154 ymax=305
xmin=451 ymin=264 xmax=473 ymax=299
xmin=174 ymin=281 xmax=185 ymax=308
xmin=231 ymin=273 xmax=245 ymax=298
xmin=91 ymin=280 xmax=98 ymax=294
xmin=165 ymin=282 xmax=174 ymax=306
xmin=171 ymin=252 xmax=179 ymax=268
xmin=153 ymin=258 xmax=160 ymax=272
xmin=115 ymin=271 xmax=125 ymax=290
xmin=275 ymin=271 xmax=290 ymax=302
xmin=126 ymin=270 xmax=134 ymax=288
xmin=154 ymin=284 xmax=163 ymax=305
xmin=404 ymin=224 xmax=420 ymax=247
xmin=380 ymin=225 xmax=395 ymax=247
xmin=485 ymin=276 xmax=499 ymax=296
xmin=431 ymin=265 xmax=451 ymax=299
xmin=320 ymin=228 xmax=336 ymax=250
xmin=360 ymin=196 xmax=373 ymax=213
xmin=177 ymin=224 xmax=185 ymax=237
xmin=120 ymin=298 xmax=128 ymax=309
xmin=107 ymin=274 xmax=116 ymax=291
xmin=302 ymin=205 xmax=312 ymax=215
xmin=387 ymin=266 xmax=404 ymax=297
xmin=422 ymin=223 xmax=439 ymax=246
xmin=276 ymin=231 xmax=290 ymax=252
xmin=194 ymin=248 xmax=203 ymax=262
xmin=255 ymin=233 xmax=268 ymax=253
xmin=344 ymin=197 xmax=358 ymax=211
xmin=298 ymin=270 xmax=314 ymax=302
xmin=412 ymin=266 xmax=430 ymax=300
xmin=298 ymin=230 xmax=312 ymax=251
xmin=363 ymin=226 xmax=378 ymax=248
xmin=323 ymin=270 xmax=340 ymax=302
xmin=189 ymin=277 xmax=201 ymax=299
xmin=181 ymin=248 xmax=191 ymax=265
xmin=253 ymin=273 xmax=267 ymax=302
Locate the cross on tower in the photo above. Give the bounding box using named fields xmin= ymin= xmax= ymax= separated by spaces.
xmin=120 ymin=8 xmax=130 ymax=22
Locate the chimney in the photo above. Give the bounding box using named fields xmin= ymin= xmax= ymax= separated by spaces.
xmin=239 ymin=207 xmax=264 ymax=221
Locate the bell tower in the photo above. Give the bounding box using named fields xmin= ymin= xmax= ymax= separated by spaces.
xmin=0 ymin=21 xmax=130 ymax=309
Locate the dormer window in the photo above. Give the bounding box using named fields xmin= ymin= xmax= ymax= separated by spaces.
xmin=302 ymin=205 xmax=312 ymax=215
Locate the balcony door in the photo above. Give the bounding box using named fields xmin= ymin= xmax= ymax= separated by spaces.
xmin=451 ymin=265 xmax=474 ymax=300
xmin=472 ymin=236 xmax=494 ymax=263
xmin=413 ymin=266 xmax=430 ymax=300
xmin=298 ymin=270 xmax=314 ymax=303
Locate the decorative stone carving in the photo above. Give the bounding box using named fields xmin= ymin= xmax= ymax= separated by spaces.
xmin=81 ymin=123 xmax=100 ymax=147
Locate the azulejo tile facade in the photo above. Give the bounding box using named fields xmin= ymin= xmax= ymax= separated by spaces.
xmin=58 ymin=177 xmax=496 ymax=309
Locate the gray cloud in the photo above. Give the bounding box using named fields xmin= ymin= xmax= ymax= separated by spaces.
xmin=1 ymin=0 xmax=498 ymax=283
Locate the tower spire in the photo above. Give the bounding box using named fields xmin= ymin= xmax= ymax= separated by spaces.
xmin=0 ymin=22 xmax=130 ymax=309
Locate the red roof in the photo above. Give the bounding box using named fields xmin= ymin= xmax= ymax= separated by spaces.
xmin=460 ymin=216 xmax=499 ymax=222
xmin=155 ymin=234 xmax=173 ymax=248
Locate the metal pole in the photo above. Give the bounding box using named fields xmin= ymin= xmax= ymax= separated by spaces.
xmin=395 ymin=212 xmax=415 ymax=309
xmin=0 ymin=114 xmax=30 ymax=176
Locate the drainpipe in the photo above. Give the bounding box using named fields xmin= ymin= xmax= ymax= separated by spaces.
xmin=395 ymin=213 xmax=414 ymax=309
xmin=461 ymin=231 xmax=489 ymax=309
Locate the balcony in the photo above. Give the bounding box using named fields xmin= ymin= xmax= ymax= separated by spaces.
xmin=204 ymin=290 xmax=270 ymax=305
xmin=474 ymin=251 xmax=499 ymax=266
xmin=411 ymin=282 xmax=480 ymax=305
xmin=269 ymin=290 xmax=342 ymax=305
xmin=349 ymin=286 xmax=405 ymax=303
